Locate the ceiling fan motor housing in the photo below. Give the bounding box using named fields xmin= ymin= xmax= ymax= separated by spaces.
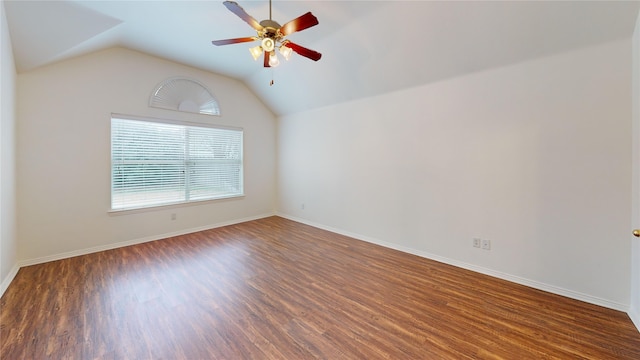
xmin=259 ymin=19 xmax=281 ymax=39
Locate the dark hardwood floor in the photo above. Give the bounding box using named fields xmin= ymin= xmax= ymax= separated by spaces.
xmin=2 ymin=216 xmax=640 ymax=359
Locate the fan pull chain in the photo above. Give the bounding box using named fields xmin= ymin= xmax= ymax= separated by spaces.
xmin=270 ymin=68 xmax=275 ymax=86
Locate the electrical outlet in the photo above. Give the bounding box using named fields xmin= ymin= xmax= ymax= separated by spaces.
xmin=301 ymin=203 xmax=305 ymax=210
xmin=481 ymin=239 xmax=491 ymax=250
xmin=171 ymin=213 xmax=177 ymax=221
xmin=473 ymin=238 xmax=481 ymax=248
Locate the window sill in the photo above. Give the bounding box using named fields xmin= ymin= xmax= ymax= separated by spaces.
xmin=108 ymin=194 xmax=245 ymax=216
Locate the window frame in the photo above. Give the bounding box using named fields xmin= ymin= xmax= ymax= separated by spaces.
xmin=109 ymin=114 xmax=244 ymax=213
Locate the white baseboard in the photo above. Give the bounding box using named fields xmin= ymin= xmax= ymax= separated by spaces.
xmin=1 ymin=263 xmax=19 ymax=298
xmin=630 ymin=305 xmax=640 ymax=333
xmin=18 ymin=212 xmax=275 ymax=268
xmin=277 ymin=213 xmax=629 ymax=312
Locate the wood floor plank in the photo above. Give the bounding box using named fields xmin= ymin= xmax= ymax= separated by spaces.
xmin=2 ymin=216 xmax=639 ymax=359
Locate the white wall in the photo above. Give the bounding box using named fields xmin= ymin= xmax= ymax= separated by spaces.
xmin=278 ymin=39 xmax=632 ymax=310
xmin=630 ymin=10 xmax=640 ymax=330
xmin=0 ymin=0 xmax=18 ymax=294
xmin=17 ymin=47 xmax=277 ymax=262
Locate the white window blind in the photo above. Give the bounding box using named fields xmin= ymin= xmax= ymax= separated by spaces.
xmin=111 ymin=116 xmax=243 ymax=210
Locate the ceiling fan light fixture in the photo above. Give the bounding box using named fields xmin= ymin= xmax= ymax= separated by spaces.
xmin=279 ymin=45 xmax=292 ymax=61
xmin=249 ymin=45 xmax=263 ymax=60
xmin=261 ymin=38 xmax=275 ymax=52
xmin=268 ymin=51 xmax=280 ymax=67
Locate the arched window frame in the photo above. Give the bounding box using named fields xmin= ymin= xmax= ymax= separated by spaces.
xmin=149 ymin=77 xmax=221 ymax=116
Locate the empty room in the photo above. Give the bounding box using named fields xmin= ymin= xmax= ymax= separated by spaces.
xmin=2 ymin=0 xmax=640 ymax=358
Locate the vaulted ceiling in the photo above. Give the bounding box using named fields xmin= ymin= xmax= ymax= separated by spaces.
xmin=4 ymin=0 xmax=640 ymax=116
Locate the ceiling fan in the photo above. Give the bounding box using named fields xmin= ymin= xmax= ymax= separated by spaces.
xmin=212 ymin=0 xmax=321 ymax=68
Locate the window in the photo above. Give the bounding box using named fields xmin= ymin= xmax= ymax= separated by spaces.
xmin=111 ymin=115 xmax=243 ymax=211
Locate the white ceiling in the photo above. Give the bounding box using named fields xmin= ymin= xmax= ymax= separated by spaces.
xmin=4 ymin=0 xmax=640 ymax=116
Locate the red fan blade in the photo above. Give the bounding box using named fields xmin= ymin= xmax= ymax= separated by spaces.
xmin=223 ymin=1 xmax=263 ymax=32
xmin=264 ymin=51 xmax=271 ymax=67
xmin=212 ymin=37 xmax=256 ymax=46
xmin=279 ymin=12 xmax=319 ymax=36
xmin=283 ymin=41 xmax=322 ymax=61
